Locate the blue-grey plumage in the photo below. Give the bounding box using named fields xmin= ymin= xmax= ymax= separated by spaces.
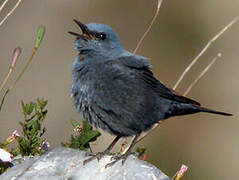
xmin=72 ymin=54 xmax=171 ymax=136
xmin=69 ymin=19 xmax=232 ymax=166
xmin=70 ymin=20 xmax=231 ymax=136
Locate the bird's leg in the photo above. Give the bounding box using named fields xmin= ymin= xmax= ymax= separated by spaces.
xmin=105 ymin=134 xmax=140 ymax=168
xmin=83 ymin=135 xmax=121 ymax=165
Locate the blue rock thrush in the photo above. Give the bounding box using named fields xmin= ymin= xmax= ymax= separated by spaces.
xmin=69 ymin=20 xmax=232 ymax=167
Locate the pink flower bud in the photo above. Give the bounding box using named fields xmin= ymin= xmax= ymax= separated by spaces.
xmin=10 ymin=47 xmax=22 ymax=69
xmin=12 ymin=130 xmax=20 ymax=138
xmin=6 ymin=130 xmax=20 ymax=143
xmin=175 ymin=164 xmax=188 ymax=179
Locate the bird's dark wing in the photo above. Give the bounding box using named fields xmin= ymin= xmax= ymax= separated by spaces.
xmin=86 ymin=55 xmax=201 ymax=136
xmin=117 ymin=55 xmax=200 ymax=106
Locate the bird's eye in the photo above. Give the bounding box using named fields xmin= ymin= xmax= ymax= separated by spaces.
xmin=96 ymin=32 xmax=106 ymax=40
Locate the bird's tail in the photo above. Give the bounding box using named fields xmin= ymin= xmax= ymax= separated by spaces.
xmin=195 ymin=106 xmax=232 ymax=116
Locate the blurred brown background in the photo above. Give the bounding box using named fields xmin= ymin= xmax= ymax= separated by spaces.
xmin=0 ymin=0 xmax=238 ymax=179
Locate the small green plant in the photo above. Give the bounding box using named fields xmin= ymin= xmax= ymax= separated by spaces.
xmin=0 ymin=98 xmax=49 ymax=175
xmin=62 ymin=119 xmax=101 ymax=151
xmin=11 ymin=98 xmax=48 ymax=156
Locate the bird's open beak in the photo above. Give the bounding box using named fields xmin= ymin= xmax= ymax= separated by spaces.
xmin=68 ymin=19 xmax=94 ymax=40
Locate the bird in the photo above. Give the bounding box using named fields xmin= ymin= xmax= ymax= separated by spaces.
xmin=69 ymin=19 xmax=232 ymax=167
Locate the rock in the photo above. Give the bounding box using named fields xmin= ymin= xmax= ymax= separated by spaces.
xmin=0 ymin=147 xmax=170 ymax=180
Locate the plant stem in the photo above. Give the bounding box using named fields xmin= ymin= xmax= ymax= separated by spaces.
xmin=133 ymin=0 xmax=163 ymax=54
xmin=0 ymin=49 xmax=36 ymax=112
xmin=9 ymin=48 xmax=37 ymax=91
xmin=183 ymin=53 xmax=221 ymax=96
xmin=0 ymin=68 xmax=13 ymax=93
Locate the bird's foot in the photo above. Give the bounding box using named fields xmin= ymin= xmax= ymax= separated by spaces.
xmin=105 ymin=152 xmax=135 ymax=168
xmin=84 ymin=151 xmax=95 ymax=157
xmin=83 ymin=151 xmax=108 ymax=165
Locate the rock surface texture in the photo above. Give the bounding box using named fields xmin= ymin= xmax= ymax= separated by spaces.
xmin=0 ymin=147 xmax=170 ymax=180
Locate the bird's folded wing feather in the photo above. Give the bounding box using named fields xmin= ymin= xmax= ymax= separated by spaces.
xmin=87 ymin=55 xmax=201 ymax=132
xmin=116 ymin=56 xmax=200 ymax=106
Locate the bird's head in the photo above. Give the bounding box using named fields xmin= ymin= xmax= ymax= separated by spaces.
xmin=69 ymin=19 xmax=124 ymax=58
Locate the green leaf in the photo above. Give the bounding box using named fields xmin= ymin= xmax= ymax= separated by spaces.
xmin=37 ymin=98 xmax=48 ymax=110
xmin=82 ymin=120 xmax=92 ymax=133
xmin=26 ymin=119 xmax=35 ymax=128
xmin=40 ymin=100 xmax=48 ymax=110
xmin=71 ymin=119 xmax=81 ymax=128
xmin=80 ymin=130 xmax=101 ymax=146
xmin=25 ymin=102 xmax=35 ymax=115
xmin=62 ymin=119 xmax=101 ymax=151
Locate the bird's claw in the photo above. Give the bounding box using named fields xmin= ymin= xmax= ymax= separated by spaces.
xmin=105 ymin=152 xmax=134 ymax=168
xmin=84 ymin=152 xmax=95 ymax=157
xmin=83 ymin=152 xmax=106 ymax=165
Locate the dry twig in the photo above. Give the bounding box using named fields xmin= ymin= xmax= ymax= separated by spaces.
xmin=0 ymin=0 xmax=11 ymax=15
xmin=183 ymin=53 xmax=221 ymax=96
xmin=173 ymin=16 xmax=239 ymax=90
xmin=0 ymin=0 xmax=22 ymax=27
xmin=133 ymin=0 xmax=163 ymax=54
